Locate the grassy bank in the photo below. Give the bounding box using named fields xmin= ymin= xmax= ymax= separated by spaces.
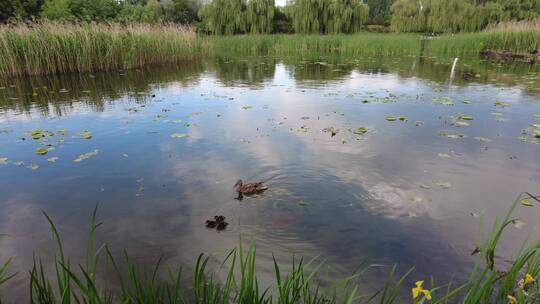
xmin=0 ymin=22 xmax=539 ymax=77
xmin=205 ymin=33 xmax=422 ymax=57
xmin=0 ymin=22 xmax=201 ymax=77
xmin=1 ymin=194 xmax=540 ymax=303
xmin=429 ymin=21 xmax=540 ymax=57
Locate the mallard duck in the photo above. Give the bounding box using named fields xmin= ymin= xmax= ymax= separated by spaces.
xmin=234 ymin=179 xmax=268 ymax=197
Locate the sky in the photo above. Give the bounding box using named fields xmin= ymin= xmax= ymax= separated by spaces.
xmin=276 ymin=0 xmax=286 ymax=6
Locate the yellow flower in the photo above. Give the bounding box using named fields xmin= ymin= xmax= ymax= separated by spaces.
xmin=507 ymin=295 xmax=517 ymax=304
xmin=412 ymin=280 xmax=432 ymax=301
xmin=524 ymin=273 xmax=535 ymax=286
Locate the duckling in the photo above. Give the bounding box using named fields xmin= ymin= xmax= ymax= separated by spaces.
xmin=234 ymin=179 xmax=268 ymax=199
xmin=216 ymin=221 xmax=228 ymax=231
xmin=214 ymin=215 xmax=225 ymax=223
xmin=205 ymin=220 xmax=217 ymax=228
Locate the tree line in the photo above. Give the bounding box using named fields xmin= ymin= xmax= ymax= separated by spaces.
xmin=1 ymin=0 xmax=539 ymax=34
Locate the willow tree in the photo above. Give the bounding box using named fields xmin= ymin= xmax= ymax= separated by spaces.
xmin=427 ymin=0 xmax=487 ymax=32
xmin=198 ymin=0 xmax=247 ymax=35
xmin=288 ymin=0 xmax=369 ymax=34
xmin=390 ymin=0 xmax=429 ymax=32
xmin=246 ymin=0 xmax=274 ymax=34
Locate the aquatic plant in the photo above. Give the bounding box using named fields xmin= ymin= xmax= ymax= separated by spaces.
xmin=0 ymin=193 xmax=539 ymax=303
xmin=0 ymin=21 xmax=200 ymax=77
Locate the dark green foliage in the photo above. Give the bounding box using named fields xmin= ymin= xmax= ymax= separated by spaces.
xmin=273 ymin=6 xmax=293 ymax=33
xmin=0 ymin=0 xmax=44 ymax=22
xmin=365 ymin=0 xmax=394 ymax=24
xmin=69 ymin=0 xmax=120 ymax=21
xmin=163 ymin=0 xmax=199 ymax=24
xmin=286 ymin=0 xmax=369 ymax=34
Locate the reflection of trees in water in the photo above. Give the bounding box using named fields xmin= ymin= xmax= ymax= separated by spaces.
xmin=0 ymin=61 xmax=205 ymax=117
xmin=1 ymin=55 xmax=538 ymax=118
xmin=206 ymin=56 xmax=277 ymax=87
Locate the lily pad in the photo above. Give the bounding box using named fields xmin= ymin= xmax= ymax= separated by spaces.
xmin=535 ymin=131 xmax=540 ymax=139
xmin=171 ymin=133 xmax=189 ymax=139
xmin=435 ymin=181 xmax=452 ymax=189
xmin=399 ymin=116 xmax=408 ymax=122
xmin=419 ymin=184 xmax=431 ymax=189
xmin=74 ymin=149 xmax=99 ymax=162
xmin=494 ymin=101 xmax=511 ymax=107
xmin=47 ymin=157 xmax=59 ymax=163
xmin=353 ymin=127 xmax=368 ymax=135
xmin=27 ymin=164 xmax=39 ymax=170
xmin=521 ymin=198 xmax=534 ymax=207
xmin=297 ymin=200 xmax=307 ymax=206
xmin=36 ymin=147 xmax=49 ymax=155
xmin=0 ymin=157 xmax=8 ymax=165
xmin=241 ymin=105 xmax=253 ymax=110
xmin=474 ymin=136 xmax=492 ymax=143
xmin=385 ymin=116 xmax=397 ymax=121
xmin=80 ymin=131 xmax=93 ymax=139
xmin=459 ymin=115 xmax=474 ymax=121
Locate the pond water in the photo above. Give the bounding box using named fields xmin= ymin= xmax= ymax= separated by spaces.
xmin=1 ymin=54 xmax=540 ymax=301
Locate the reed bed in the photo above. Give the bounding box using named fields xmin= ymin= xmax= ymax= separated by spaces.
xmin=429 ymin=21 xmax=540 ymax=56
xmin=1 ymin=194 xmax=539 ymax=303
xmin=205 ymin=33 xmax=423 ymax=57
xmin=0 ymin=22 xmax=201 ymax=77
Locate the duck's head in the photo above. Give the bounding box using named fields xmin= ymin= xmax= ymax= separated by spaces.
xmin=234 ymin=179 xmax=243 ymax=190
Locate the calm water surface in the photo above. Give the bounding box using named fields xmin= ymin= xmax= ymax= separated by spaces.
xmin=1 ymin=55 xmax=540 ymax=301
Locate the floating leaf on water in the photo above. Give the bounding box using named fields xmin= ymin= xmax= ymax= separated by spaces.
xmin=361 ymin=99 xmax=370 ymax=104
xmin=494 ymin=101 xmax=512 ymax=107
xmin=535 ymin=131 xmax=540 ymax=139
xmin=79 ymin=131 xmax=92 ymax=139
xmin=459 ymin=115 xmax=474 ymax=121
xmin=74 ymin=149 xmax=99 ymax=163
xmin=474 ymin=136 xmax=492 ymax=143
xmin=241 ymin=105 xmax=253 ymax=110
xmin=462 ymin=100 xmax=472 ymax=104
xmin=438 ymin=153 xmax=451 ymax=158
xmin=0 ymin=157 xmax=8 ymax=165
xmin=412 ymin=196 xmax=423 ymax=203
xmin=521 ymin=198 xmax=534 ymax=207
xmin=512 ymin=219 xmax=525 ymax=229
xmin=435 ymin=181 xmax=452 ymax=189
xmin=57 ymin=129 xmax=67 ymax=136
xmin=36 ymin=147 xmax=48 ymax=155
xmin=399 ymin=116 xmax=408 ymax=121
xmin=433 ymin=97 xmax=454 ymax=106
xmin=385 ymin=116 xmax=397 ymax=121
xmin=297 ymin=199 xmax=307 ymax=206
xmin=353 ymin=127 xmax=368 ymax=135
xmin=47 ymin=157 xmax=59 ymax=163
xmin=419 ymin=184 xmax=431 ymax=189
xmin=170 ymin=133 xmax=189 ymax=139
xmin=138 ymin=186 xmax=145 ymax=192
xmin=28 ymin=129 xmax=45 ymax=140
xmin=185 ymin=123 xmax=198 ymax=127
xmin=27 ymin=164 xmax=39 ymax=170
xmin=439 ymin=131 xmax=466 ymax=139
xmin=453 ymin=121 xmax=470 ymax=127
xmin=415 ymin=121 xmax=424 ymax=127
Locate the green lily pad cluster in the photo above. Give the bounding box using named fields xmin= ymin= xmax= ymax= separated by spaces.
xmin=353 ymin=127 xmax=368 ymax=135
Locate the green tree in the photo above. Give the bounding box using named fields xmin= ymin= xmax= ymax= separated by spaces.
xmin=198 ymin=0 xmax=247 ymax=34
xmin=69 ymin=0 xmax=120 ymax=21
xmin=246 ymin=0 xmax=274 ymax=33
xmin=0 ymin=0 xmax=44 ymax=22
xmin=365 ymin=0 xmax=394 ymax=24
xmin=163 ymin=0 xmax=199 ymax=24
xmin=287 ymin=0 xmax=369 ymax=34
xmin=41 ymin=0 xmax=73 ymax=20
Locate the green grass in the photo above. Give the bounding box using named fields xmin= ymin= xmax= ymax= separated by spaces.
xmin=428 ymin=27 xmax=540 ymax=56
xmin=0 ymin=22 xmax=201 ymax=77
xmin=1 ymin=193 xmax=540 ymax=303
xmin=205 ymin=33 xmax=423 ymax=57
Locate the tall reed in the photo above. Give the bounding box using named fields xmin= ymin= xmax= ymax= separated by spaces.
xmin=0 ymin=21 xmax=201 ymax=77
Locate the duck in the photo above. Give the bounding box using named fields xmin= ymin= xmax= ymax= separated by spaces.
xmin=234 ymin=179 xmax=268 ymax=199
